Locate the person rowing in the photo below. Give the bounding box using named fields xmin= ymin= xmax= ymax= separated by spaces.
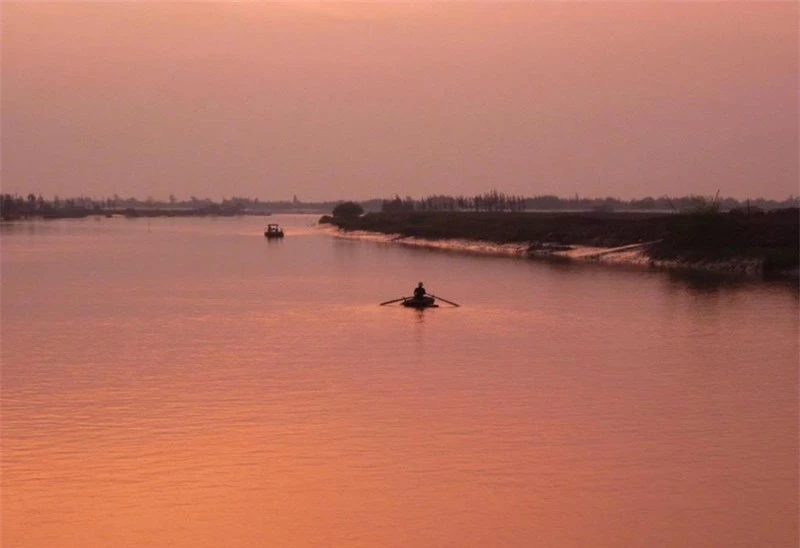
xmin=413 ymin=282 xmax=427 ymax=300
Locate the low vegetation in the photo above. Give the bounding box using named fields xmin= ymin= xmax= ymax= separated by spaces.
xmin=321 ymin=209 xmax=799 ymax=277
xmin=331 ymin=201 xmax=364 ymax=219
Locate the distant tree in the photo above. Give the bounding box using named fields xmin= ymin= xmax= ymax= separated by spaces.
xmin=382 ymin=195 xmax=415 ymax=213
xmin=1 ymin=194 xmax=18 ymax=216
xmin=631 ymin=196 xmax=656 ymax=210
xmin=332 ymin=201 xmax=364 ymax=219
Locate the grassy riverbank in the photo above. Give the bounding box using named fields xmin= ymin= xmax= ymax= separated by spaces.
xmin=321 ymin=210 xmax=799 ymax=277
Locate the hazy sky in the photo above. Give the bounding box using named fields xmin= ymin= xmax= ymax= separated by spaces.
xmin=2 ymin=2 xmax=797 ymax=201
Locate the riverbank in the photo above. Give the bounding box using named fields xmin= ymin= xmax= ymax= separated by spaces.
xmin=320 ymin=210 xmax=799 ymax=278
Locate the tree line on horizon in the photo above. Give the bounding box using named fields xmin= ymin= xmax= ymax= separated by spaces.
xmin=2 ymin=191 xmax=798 ymax=219
xmin=382 ymin=191 xmax=528 ymax=213
xmin=381 ymin=192 xmax=799 ymax=214
xmin=0 ymin=193 xmax=349 ymax=218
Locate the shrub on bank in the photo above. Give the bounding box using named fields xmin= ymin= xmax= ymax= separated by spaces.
xmin=332 ymin=201 xmax=364 ymax=220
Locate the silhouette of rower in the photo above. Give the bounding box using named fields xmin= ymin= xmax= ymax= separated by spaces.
xmin=413 ymin=282 xmax=426 ymax=300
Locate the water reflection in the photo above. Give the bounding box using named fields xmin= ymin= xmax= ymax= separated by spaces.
xmin=2 ymin=216 xmax=797 ymax=548
xmin=665 ymin=267 xmax=800 ymax=297
xmin=667 ymin=268 xmax=754 ymax=292
xmin=0 ymin=219 xmax=64 ymax=236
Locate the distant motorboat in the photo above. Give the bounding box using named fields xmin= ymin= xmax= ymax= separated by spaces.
xmin=264 ymin=223 xmax=284 ymax=238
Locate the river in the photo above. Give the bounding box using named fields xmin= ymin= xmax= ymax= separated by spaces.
xmin=2 ymin=214 xmax=797 ymax=547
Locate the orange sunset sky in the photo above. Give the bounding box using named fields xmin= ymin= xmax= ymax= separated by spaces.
xmin=2 ymin=2 xmax=797 ymax=201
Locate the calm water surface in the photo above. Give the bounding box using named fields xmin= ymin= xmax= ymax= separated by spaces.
xmin=2 ymin=215 xmax=798 ymax=547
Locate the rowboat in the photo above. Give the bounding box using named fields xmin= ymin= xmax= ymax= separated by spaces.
xmin=380 ymin=293 xmax=459 ymax=308
xmin=401 ymin=296 xmax=438 ymax=309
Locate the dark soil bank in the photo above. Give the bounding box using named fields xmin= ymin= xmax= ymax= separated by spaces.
xmin=321 ymin=209 xmax=799 ymax=276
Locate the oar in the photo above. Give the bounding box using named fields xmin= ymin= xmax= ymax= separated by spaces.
xmin=379 ymin=297 xmax=408 ymax=306
xmin=429 ymin=294 xmax=460 ymax=307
